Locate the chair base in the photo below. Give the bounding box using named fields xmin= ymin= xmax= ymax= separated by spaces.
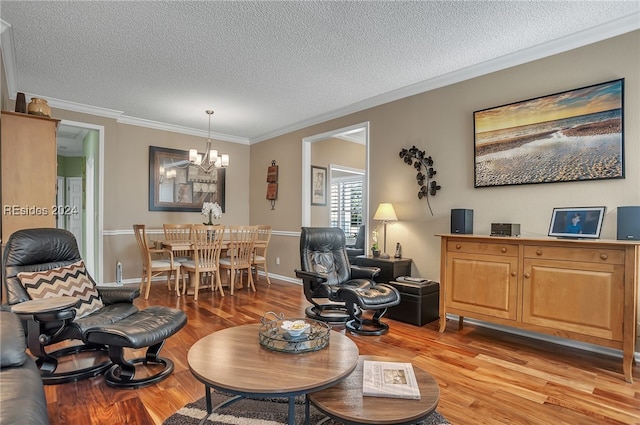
xmin=344 ymin=302 xmax=392 ymax=335
xmin=104 ymin=356 xmax=174 ymax=389
xmin=305 ymin=305 xmax=351 ymax=323
xmin=345 ymin=318 xmax=390 ymax=336
xmin=38 ymin=344 xmax=113 ymax=385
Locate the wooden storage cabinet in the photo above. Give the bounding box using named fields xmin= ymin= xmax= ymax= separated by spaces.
xmin=523 ymin=255 xmax=624 ymax=342
xmin=446 ymin=240 xmax=519 ymax=321
xmin=1 ymin=111 xmax=59 ymax=244
xmin=439 ymin=234 xmax=639 ymax=383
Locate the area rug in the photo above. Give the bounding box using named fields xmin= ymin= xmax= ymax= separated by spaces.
xmin=163 ymin=391 xmax=450 ymax=425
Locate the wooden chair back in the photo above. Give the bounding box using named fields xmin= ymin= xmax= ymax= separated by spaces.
xmin=191 ymin=224 xmax=225 ymax=270
xmin=227 ymin=225 xmax=258 ymax=268
xmin=163 ymin=224 xmax=192 ymax=259
xmin=133 ymin=224 xmax=181 ymax=298
xmin=252 ymin=225 xmax=272 ymax=284
xmin=255 ymin=225 xmax=272 ymax=256
xmin=133 ymin=224 xmax=152 ymax=267
xmin=219 ymin=226 xmax=259 ymax=294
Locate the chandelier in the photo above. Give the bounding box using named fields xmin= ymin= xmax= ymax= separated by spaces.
xmin=186 ymin=110 xmax=229 ymax=174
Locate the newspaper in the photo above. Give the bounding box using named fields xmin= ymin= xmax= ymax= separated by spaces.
xmin=362 ymin=360 xmax=421 ymax=400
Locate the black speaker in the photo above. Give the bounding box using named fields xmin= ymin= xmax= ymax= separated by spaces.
xmin=617 ymin=206 xmax=640 ymax=240
xmin=451 ymin=209 xmax=473 ymax=234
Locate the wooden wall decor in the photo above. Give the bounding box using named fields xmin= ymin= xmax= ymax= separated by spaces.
xmin=266 ymin=160 xmax=278 ymax=210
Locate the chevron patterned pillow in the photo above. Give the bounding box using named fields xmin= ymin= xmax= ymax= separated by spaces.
xmin=18 ymin=260 xmax=104 ymax=319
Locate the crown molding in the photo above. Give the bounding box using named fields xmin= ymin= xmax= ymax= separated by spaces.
xmin=3 ymin=13 xmax=637 ymax=145
xmin=38 ymin=94 xmax=124 ymax=119
xmin=117 ymin=115 xmax=250 ymax=145
xmin=250 ymin=12 xmax=640 ymax=144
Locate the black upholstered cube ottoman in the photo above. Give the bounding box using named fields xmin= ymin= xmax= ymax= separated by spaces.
xmin=386 ymin=280 xmax=439 ymax=326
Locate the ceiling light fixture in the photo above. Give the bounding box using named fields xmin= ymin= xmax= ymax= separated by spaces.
xmin=186 ymin=110 xmax=229 ymax=173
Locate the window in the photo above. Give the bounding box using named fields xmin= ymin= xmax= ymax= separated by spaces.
xmin=330 ymin=170 xmax=364 ymax=238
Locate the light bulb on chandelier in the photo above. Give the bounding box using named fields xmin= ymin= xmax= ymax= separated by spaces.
xmin=186 ymin=110 xmax=229 ymax=174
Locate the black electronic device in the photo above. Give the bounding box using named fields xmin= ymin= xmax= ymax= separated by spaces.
xmin=617 ymin=206 xmax=640 ymax=240
xmin=451 ymin=209 xmax=473 ymax=234
xmin=490 ymin=223 xmax=521 ymax=237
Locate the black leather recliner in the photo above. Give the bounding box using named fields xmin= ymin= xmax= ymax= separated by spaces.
xmin=346 ymin=224 xmax=366 ymax=264
xmin=2 ymin=228 xmax=187 ymax=388
xmin=295 ymin=227 xmax=401 ymax=335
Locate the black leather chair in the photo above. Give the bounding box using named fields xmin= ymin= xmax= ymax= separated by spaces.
xmin=346 ymin=225 xmax=365 ymax=264
xmin=295 ymin=227 xmax=401 ymax=335
xmin=2 ymin=228 xmax=187 ymax=388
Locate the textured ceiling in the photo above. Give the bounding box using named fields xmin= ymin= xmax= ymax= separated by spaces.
xmin=1 ymin=1 xmax=639 ymax=143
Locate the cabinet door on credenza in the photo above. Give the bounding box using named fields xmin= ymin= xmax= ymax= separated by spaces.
xmin=445 ymin=252 xmax=519 ymax=321
xmin=522 ymin=258 xmax=624 ymax=341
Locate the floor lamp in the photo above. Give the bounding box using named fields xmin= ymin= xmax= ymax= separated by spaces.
xmin=373 ymin=203 xmax=397 ymax=259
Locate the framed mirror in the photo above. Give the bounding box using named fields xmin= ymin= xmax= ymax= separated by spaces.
xmin=149 ymin=146 xmax=225 ymax=212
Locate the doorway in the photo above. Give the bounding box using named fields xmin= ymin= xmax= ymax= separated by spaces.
xmin=56 ymin=120 xmax=104 ymax=282
xmin=302 ymin=122 xmax=369 ymax=231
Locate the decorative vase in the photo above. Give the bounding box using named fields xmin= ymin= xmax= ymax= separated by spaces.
xmin=27 ymin=97 xmax=52 ymax=117
xmin=372 ymin=250 xmax=381 ymax=258
xmin=203 ymin=212 xmax=213 ymax=225
xmin=15 ymin=92 xmax=27 ymax=113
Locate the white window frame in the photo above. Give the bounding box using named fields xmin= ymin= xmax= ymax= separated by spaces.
xmin=330 ymin=164 xmax=365 ymax=238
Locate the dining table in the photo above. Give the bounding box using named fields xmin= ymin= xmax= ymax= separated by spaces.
xmin=160 ymin=239 xmax=267 ymax=252
xmin=159 ymin=239 xmax=268 ymax=292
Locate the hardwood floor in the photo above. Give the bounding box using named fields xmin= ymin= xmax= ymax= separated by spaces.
xmin=42 ymin=277 xmax=640 ymax=425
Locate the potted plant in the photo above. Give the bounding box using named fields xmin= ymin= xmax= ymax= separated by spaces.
xmin=371 ymin=229 xmax=380 ymax=257
xmin=202 ymin=202 xmax=222 ymax=225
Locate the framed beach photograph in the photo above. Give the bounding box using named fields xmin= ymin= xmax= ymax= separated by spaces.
xmin=149 ymin=146 xmax=225 ymax=212
xmin=311 ymin=165 xmax=327 ymax=206
xmin=548 ymin=206 xmax=606 ymax=239
xmin=474 ymin=79 xmax=624 ymax=188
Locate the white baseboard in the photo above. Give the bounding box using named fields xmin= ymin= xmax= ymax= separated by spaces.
xmin=98 ymin=271 xmax=302 ymax=287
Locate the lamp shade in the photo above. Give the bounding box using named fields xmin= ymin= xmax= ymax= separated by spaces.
xmin=373 ymin=203 xmax=397 ymax=222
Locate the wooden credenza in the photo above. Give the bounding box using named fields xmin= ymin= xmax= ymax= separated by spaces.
xmin=438 ymin=234 xmax=639 ymax=383
xmin=1 ymin=111 xmax=60 ymax=244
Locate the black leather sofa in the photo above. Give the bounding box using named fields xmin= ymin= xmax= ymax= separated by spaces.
xmin=0 ymin=309 xmax=50 ymax=425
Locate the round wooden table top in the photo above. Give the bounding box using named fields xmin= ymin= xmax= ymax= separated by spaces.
xmin=11 ymin=296 xmax=79 ymax=314
xmin=188 ymin=323 xmax=359 ymax=395
xmin=308 ymin=355 xmax=440 ymax=425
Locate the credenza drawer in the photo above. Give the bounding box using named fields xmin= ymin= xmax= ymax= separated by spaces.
xmin=447 ymin=240 xmax=518 ymax=256
xmin=524 ymin=245 xmax=625 ymax=264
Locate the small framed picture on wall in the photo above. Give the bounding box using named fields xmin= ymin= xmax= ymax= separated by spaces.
xmin=311 ymin=165 xmax=327 ymax=206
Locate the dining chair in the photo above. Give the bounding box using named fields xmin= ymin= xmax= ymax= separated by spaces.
xmin=180 ymin=225 xmax=225 ymax=301
xmin=133 ymin=224 xmax=182 ymax=299
xmin=219 ymin=225 xmax=259 ymax=295
xmin=252 ymin=224 xmax=272 ymax=285
xmin=163 ymin=223 xmax=193 ymax=288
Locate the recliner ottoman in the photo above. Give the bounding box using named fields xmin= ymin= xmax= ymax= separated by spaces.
xmin=85 ymin=305 xmax=187 ymax=389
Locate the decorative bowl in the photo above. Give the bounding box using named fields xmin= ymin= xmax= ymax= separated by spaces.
xmin=281 ymin=320 xmax=310 ymax=337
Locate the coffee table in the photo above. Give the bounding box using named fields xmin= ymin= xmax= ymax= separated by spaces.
xmin=187 ymin=323 xmax=359 ymax=425
xmin=308 ymin=355 xmax=440 ymax=424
